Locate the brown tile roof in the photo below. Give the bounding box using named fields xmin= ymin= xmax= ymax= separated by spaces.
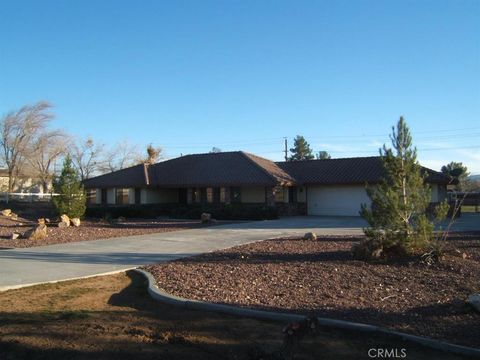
xmin=83 ymin=153 xmax=452 ymax=189
xmin=276 ymin=156 xmax=452 ymax=185
xmin=84 ymin=151 xmax=293 ymax=188
xmin=83 ymin=163 xmax=148 ymax=188
xmin=149 ymin=151 xmax=294 ymax=187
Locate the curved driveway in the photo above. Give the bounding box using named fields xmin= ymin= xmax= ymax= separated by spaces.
xmin=0 ymin=214 xmax=478 ymax=291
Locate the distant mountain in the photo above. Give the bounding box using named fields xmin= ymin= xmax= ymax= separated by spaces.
xmin=469 ymin=174 xmax=480 ymax=181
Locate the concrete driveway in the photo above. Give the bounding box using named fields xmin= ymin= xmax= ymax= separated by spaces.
xmin=0 ymin=214 xmax=478 ymax=291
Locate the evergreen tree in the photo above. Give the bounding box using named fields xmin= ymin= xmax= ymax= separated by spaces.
xmin=289 ymin=135 xmax=314 ymax=161
xmin=316 ymin=151 xmax=331 ymax=160
xmin=360 ymin=117 xmax=447 ymax=255
xmin=53 ymin=155 xmax=86 ymax=218
xmin=441 ymin=161 xmax=469 ymax=190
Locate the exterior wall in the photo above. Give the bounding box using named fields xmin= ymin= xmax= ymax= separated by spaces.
xmin=241 ymin=186 xmax=265 ymax=203
xmin=431 ymin=184 xmax=439 ymax=202
xmin=297 ymin=186 xmax=306 ymax=203
xmin=95 ymin=188 xmax=102 ymax=204
xmin=141 ymin=188 xmax=178 ymax=204
xmin=128 ymin=188 xmax=135 ymax=205
xmin=107 ymin=188 xmax=116 ymax=204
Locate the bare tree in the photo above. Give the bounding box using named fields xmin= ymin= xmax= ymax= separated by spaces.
xmin=99 ymin=140 xmax=143 ymax=173
xmin=71 ymin=137 xmax=104 ymax=181
xmin=26 ymin=130 xmax=69 ymax=193
xmin=0 ymin=101 xmax=54 ymax=191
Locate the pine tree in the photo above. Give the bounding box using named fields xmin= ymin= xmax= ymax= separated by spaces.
xmin=289 ymin=135 xmax=314 ymax=161
xmin=316 ymin=151 xmax=331 ymax=160
xmin=53 ymin=155 xmax=86 ymax=218
xmin=360 ymin=117 xmax=446 ymax=255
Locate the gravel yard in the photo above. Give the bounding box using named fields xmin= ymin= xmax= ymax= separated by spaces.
xmin=145 ymin=233 xmax=480 ymax=349
xmin=0 ymin=215 xmax=210 ymax=248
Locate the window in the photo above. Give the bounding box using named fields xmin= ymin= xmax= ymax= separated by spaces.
xmin=220 ymin=187 xmax=226 ymax=203
xmin=230 ymin=186 xmax=241 ymax=203
xmin=288 ymin=187 xmax=297 ymax=203
xmin=206 ymin=188 xmax=213 ymax=203
xmin=274 ymin=186 xmax=284 ymax=202
xmin=86 ymin=189 xmax=97 ymax=205
xmin=178 ymin=188 xmax=187 ymax=204
xmin=116 ymin=188 xmax=129 ymax=205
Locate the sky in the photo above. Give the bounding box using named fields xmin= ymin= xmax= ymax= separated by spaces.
xmin=1 ymin=0 xmax=479 ymax=173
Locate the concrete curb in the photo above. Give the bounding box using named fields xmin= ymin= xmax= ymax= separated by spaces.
xmin=135 ymin=268 xmax=480 ymax=359
xmin=0 ymin=268 xmax=137 ymax=292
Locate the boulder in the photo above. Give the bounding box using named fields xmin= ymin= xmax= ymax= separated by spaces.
xmin=11 ymin=232 xmax=20 ymax=240
xmin=1 ymin=209 xmax=12 ymax=217
xmin=117 ymin=216 xmax=126 ymax=222
xmin=467 ymin=294 xmax=480 ymax=313
xmin=37 ymin=218 xmax=46 ymax=225
xmin=303 ymin=232 xmax=317 ymax=241
xmin=58 ymin=214 xmax=70 ymax=227
xmin=58 ymin=221 xmax=69 ymax=228
xmin=9 ymin=213 xmax=18 ymax=221
xmin=71 ymin=218 xmax=81 ymax=227
xmin=201 ymin=213 xmax=211 ymax=223
xmin=24 ymin=224 xmax=47 ymax=240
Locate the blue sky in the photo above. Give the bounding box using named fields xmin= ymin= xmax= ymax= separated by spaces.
xmin=1 ymin=0 xmax=479 ymax=173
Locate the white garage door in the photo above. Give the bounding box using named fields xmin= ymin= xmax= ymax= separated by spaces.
xmin=307 ymin=185 xmax=371 ymax=216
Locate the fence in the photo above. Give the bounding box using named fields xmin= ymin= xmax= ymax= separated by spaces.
xmin=0 ymin=192 xmax=59 ymax=204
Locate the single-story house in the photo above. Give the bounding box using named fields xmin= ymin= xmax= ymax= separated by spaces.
xmin=83 ymin=151 xmax=452 ymax=217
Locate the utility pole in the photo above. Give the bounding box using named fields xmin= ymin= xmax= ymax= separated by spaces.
xmin=284 ymin=137 xmax=288 ymax=161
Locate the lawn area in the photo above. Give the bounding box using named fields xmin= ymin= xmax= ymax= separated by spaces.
xmin=145 ymin=234 xmax=480 ymax=349
xmin=0 ymin=215 xmax=212 ymax=248
xmin=0 ymin=272 xmax=471 ymax=360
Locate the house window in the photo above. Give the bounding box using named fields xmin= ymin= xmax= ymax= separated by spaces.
xmin=288 ymin=187 xmax=297 ymax=203
xmin=101 ymin=189 xmax=107 ymax=205
xmin=206 ymin=188 xmax=213 ymax=203
xmin=116 ymin=188 xmax=129 ymax=205
xmin=230 ymin=186 xmax=241 ymax=203
xmin=220 ymin=187 xmax=226 ymax=203
xmin=86 ymin=189 xmax=97 ymax=205
xmin=178 ymin=188 xmax=187 ymax=204
xmin=274 ymin=186 xmax=284 ymax=202
xmin=135 ymin=188 xmax=141 ymax=204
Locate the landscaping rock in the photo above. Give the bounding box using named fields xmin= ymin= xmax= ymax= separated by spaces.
xmin=303 ymin=232 xmax=317 ymax=241
xmin=201 ymin=213 xmax=211 ymax=224
xmin=37 ymin=218 xmax=46 ymax=225
xmin=467 ymin=294 xmax=480 ymax=313
xmin=1 ymin=209 xmax=12 ymax=217
xmin=71 ymin=218 xmax=81 ymax=227
xmin=24 ymin=225 xmax=47 ymax=240
xmin=58 ymin=221 xmax=69 ymax=228
xmin=9 ymin=213 xmax=18 ymax=221
xmin=11 ymin=232 xmax=20 ymax=240
xmin=117 ymin=216 xmax=126 ymax=222
xmin=59 ymin=214 xmax=70 ymax=227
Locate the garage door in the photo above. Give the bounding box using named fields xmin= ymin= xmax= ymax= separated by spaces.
xmin=307 ymin=185 xmax=371 ymax=216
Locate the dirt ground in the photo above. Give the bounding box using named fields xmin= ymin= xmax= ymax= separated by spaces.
xmin=146 ymin=234 xmax=480 ymax=349
xmin=0 ymin=215 xmax=211 ymax=248
xmin=0 ymin=272 xmax=471 ymax=360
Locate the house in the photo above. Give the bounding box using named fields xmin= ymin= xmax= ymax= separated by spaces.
xmin=0 ymin=168 xmax=49 ymax=193
xmin=83 ymin=151 xmax=451 ymax=217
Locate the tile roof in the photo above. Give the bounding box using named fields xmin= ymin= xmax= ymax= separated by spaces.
xmin=149 ymin=151 xmax=294 ymax=187
xmin=83 ymin=152 xmax=452 ymax=188
xmin=276 ymin=156 xmax=452 ymax=185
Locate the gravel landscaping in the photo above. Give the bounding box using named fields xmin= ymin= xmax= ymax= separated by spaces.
xmin=0 ymin=215 xmax=211 ymax=248
xmin=145 ymin=233 xmax=480 ymax=349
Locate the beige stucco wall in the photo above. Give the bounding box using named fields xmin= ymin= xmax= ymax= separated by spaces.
xmin=107 ymin=189 xmax=116 ymax=204
xmin=141 ymin=188 xmax=178 ymax=204
xmin=297 ymin=186 xmax=306 ymax=203
xmin=241 ymin=186 xmax=265 ymax=203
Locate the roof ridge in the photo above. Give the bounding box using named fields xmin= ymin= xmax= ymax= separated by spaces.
xmin=275 ymin=155 xmax=380 ymax=164
xmin=240 ymin=151 xmax=294 ymax=185
xmin=239 ymin=151 xmax=280 ymax=184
